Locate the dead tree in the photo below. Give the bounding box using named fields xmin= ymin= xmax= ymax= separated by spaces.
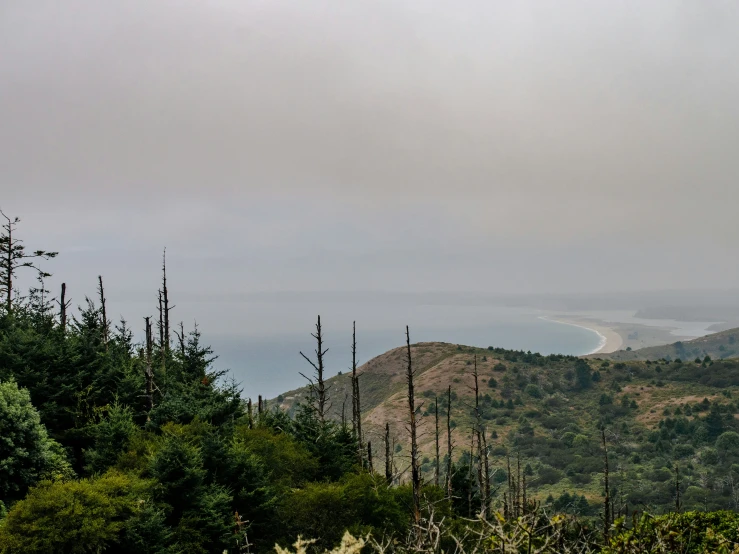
xmin=258 ymin=395 xmax=263 ymax=417
xmin=144 ymin=317 xmax=155 ymax=417
xmin=434 ymin=395 xmax=440 ymax=487
xmin=0 ymin=210 xmax=58 ymax=313
xmin=445 ymin=385 xmax=454 ymax=498
xmin=602 ymin=429 xmax=611 ymax=541
xmin=406 ymin=325 xmax=421 ymax=526
xmin=247 ymin=398 xmax=253 ymax=429
xmin=175 ymin=321 xmax=186 ymax=359
xmin=300 ymin=315 xmax=330 ymax=422
xmin=385 ymin=422 xmax=393 ymax=484
xmin=367 ymin=441 xmax=373 ymax=473
xmin=57 ymin=282 xmax=70 ymax=333
xmin=96 ymin=276 xmax=109 ymax=350
xmin=158 ymin=290 xmax=164 ymax=350
xmin=471 ymin=356 xmax=489 ymax=515
xmin=161 ymin=248 xmax=172 ymax=353
xmin=351 ymin=322 xmax=364 ymax=466
xmin=480 ymin=427 xmax=490 ymax=516
xmin=467 ymin=430 xmax=475 ymax=518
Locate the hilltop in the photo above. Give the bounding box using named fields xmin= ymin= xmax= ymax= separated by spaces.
xmin=275 ymin=340 xmax=739 ymax=512
xmin=590 ymin=326 xmax=739 ymax=362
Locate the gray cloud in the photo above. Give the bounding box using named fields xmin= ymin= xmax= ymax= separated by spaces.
xmin=2 ymin=0 xmax=739 ymax=313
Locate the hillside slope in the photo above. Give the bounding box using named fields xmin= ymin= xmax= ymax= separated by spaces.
xmin=273 ymin=341 xmax=739 ymax=512
xmin=592 ymin=327 xmax=739 ymax=362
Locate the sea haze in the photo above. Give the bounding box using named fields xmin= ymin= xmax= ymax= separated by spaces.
xmin=207 ymin=303 xmax=602 ymax=399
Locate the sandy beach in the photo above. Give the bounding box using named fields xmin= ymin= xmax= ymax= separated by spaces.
xmin=542 ymin=316 xmax=624 ymax=354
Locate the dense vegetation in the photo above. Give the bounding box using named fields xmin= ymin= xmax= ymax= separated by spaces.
xmin=3 ymin=215 xmax=739 ymax=553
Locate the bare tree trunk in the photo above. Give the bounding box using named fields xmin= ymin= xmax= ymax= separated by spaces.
xmin=247 ymin=398 xmax=253 ymax=429
xmin=162 ymin=248 xmax=171 ymax=353
xmin=602 ymin=429 xmax=611 ymax=541
xmin=3 ymin=212 xmax=12 ymax=313
xmin=367 ymin=441 xmax=373 ymax=473
xmin=467 ymin=431 xmax=475 ymax=518
xmin=98 ymin=276 xmax=109 ymax=350
xmin=341 ymin=395 xmax=347 ymax=430
xmin=434 ymin=396 xmax=440 ymax=487
xmin=406 ymin=326 xmax=421 ymax=526
xmin=258 ymin=395 xmax=263 ymax=418
xmin=445 ymin=385 xmax=453 ymax=498
xmin=481 ymin=427 xmax=490 ymax=516
xmin=472 ymin=356 xmax=485 ymax=516
xmin=158 ymin=289 xmax=164 ymax=351
xmin=58 ymin=282 xmax=70 ymax=333
xmin=385 ymin=422 xmax=393 ymax=484
xmin=144 ymin=317 xmax=155 ymax=417
xmin=300 ymin=315 xmax=330 ymax=422
xmin=352 ymin=322 xmax=364 ymax=467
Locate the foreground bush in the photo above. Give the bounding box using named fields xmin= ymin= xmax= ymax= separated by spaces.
xmin=0 ymin=472 xmax=151 ymax=554
xmin=605 ymin=511 xmax=739 ymax=554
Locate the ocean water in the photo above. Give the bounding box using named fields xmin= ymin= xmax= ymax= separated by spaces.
xmin=207 ymin=305 xmax=602 ymax=399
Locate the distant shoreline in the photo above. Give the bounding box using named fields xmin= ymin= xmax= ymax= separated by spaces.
xmin=540 ymin=316 xmax=624 ymax=355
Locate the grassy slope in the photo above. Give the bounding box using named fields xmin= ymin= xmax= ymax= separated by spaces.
xmin=593 ymin=327 xmax=739 ymax=362
xmin=274 ymin=341 xmax=739 ymax=511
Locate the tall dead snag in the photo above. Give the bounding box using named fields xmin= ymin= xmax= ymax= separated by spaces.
xmin=385 ymin=423 xmax=393 ymax=484
xmin=602 ymin=429 xmax=611 ymax=541
xmin=96 ymin=278 xmax=110 ymax=347
xmin=406 ymin=326 xmax=421 ymax=526
xmin=247 ymin=398 xmax=253 ymax=429
xmin=161 ymin=248 xmax=172 ymax=353
xmin=445 ymin=385 xmax=454 ymax=498
xmin=481 ymin=427 xmax=490 ymax=516
xmin=157 ymin=290 xmax=164 ymax=351
xmin=0 ymin=210 xmax=58 ymax=313
xmin=471 ymin=355 xmax=488 ymax=516
xmin=367 ymin=441 xmax=373 ymax=473
xmin=434 ymin=396 xmax=440 ymax=487
xmin=98 ymin=276 xmax=109 ymax=350
xmin=300 ymin=315 xmax=330 ymax=422
xmin=467 ymin=430 xmax=475 ymax=518
xmin=351 ymin=322 xmax=364 ymax=467
xmin=144 ymin=317 xmax=155 ymax=417
xmin=57 ymin=283 xmax=70 ymax=333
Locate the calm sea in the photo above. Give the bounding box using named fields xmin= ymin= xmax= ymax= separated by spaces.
xmin=206 ymin=304 xmax=602 ymax=399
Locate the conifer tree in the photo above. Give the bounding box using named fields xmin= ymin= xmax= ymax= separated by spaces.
xmin=0 ymin=210 xmax=57 ymax=313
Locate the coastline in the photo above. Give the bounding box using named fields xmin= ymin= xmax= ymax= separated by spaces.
xmin=540 ymin=316 xmax=624 ymax=355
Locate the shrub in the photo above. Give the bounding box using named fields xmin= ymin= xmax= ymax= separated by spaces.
xmin=0 ymin=472 xmax=151 ymax=553
xmin=0 ymin=379 xmax=73 ymax=502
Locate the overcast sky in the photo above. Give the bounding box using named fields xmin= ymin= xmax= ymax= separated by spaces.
xmin=2 ymin=0 xmax=739 ymax=322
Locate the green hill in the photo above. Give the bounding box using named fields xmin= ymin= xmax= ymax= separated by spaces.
xmin=592 ymin=327 xmax=739 ymax=362
xmin=274 ymin=341 xmax=739 ymax=511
